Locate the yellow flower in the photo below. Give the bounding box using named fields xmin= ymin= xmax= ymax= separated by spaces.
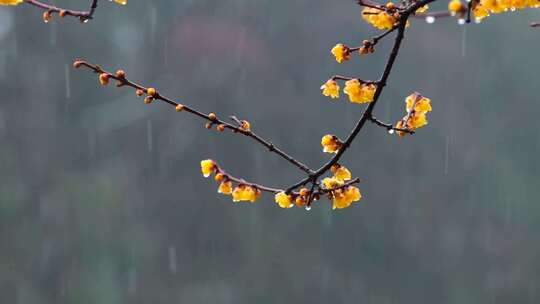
xmin=448 ymin=0 xmax=463 ymax=13
xmin=321 ymin=135 xmax=342 ymax=153
xmin=405 ymin=94 xmax=432 ymax=113
xmin=114 ymin=0 xmax=128 ymax=5
xmin=0 ymin=0 xmax=23 ymax=5
xmin=362 ymin=8 xmax=397 ymax=30
xmin=321 ymin=79 xmax=340 ymax=99
xmin=275 ymin=192 xmax=293 ymax=208
xmin=472 ymin=5 xmax=490 ymax=20
xmin=332 ymin=186 xmax=362 ymax=210
xmin=218 ymin=180 xmax=233 ymax=195
xmin=416 ymin=5 xmax=429 ymax=13
xmin=395 ymin=93 xmax=432 ymax=136
xmin=200 ymin=159 xmax=215 ymax=177
xmin=407 ymin=112 xmax=428 ymax=129
xmin=331 ymin=44 xmax=351 ymax=63
xmin=344 ymin=79 xmax=377 ymax=103
xmin=232 ymin=185 xmax=260 ymax=202
xmin=322 ymin=177 xmax=344 ymax=189
xmin=331 ymin=164 xmax=352 ymax=181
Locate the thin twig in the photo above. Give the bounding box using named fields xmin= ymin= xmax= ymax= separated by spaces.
xmin=74 ymin=60 xmax=314 ymax=175
xmin=24 ymin=0 xmax=99 ymax=21
xmin=368 ymin=115 xmax=415 ymax=134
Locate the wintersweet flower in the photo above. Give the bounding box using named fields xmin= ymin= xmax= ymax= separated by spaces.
xmin=218 ymin=180 xmax=233 ymax=195
xmin=362 ymin=7 xmax=397 ymax=30
xmin=275 ymin=192 xmax=294 ymax=208
xmin=331 ymin=164 xmax=352 ymax=181
xmin=232 ymin=185 xmax=260 ymax=202
xmin=322 ymin=177 xmax=344 ymax=190
xmin=331 ymin=44 xmax=351 ymax=63
xmin=0 ymin=0 xmax=23 ymax=5
xmin=395 ymin=93 xmax=432 ymax=136
xmin=331 ymin=186 xmax=362 ymax=209
xmin=406 ymin=94 xmax=432 ymax=113
xmin=321 ymin=135 xmax=343 ymax=153
xmin=343 ymin=79 xmax=377 ymax=103
xmin=320 ymin=79 xmax=340 ymax=99
xmin=448 ymin=0 xmax=463 ymax=13
xmin=200 ymin=159 xmax=215 ymax=177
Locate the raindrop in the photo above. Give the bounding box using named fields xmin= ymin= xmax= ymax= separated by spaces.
xmin=147 ymin=119 xmax=153 ymax=152
xmin=305 ymin=205 xmax=312 ymax=211
xmin=444 ymin=135 xmax=449 ymax=175
xmin=388 ymin=129 xmax=395 ymax=135
xmin=458 ymin=18 xmax=466 ymax=25
xmin=474 ymin=17 xmax=482 ymax=24
xmin=49 ymin=20 xmax=57 ymax=46
xmin=64 ymin=63 xmax=71 ymax=99
xmin=461 ymin=26 xmax=467 ymax=57
xmin=425 ymin=16 xmax=436 ymax=24
xmin=168 ymin=245 xmax=177 ymax=274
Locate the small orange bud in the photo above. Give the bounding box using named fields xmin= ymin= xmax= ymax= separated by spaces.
xmin=115 ymin=70 xmax=126 ymax=78
xmin=299 ymin=188 xmax=310 ymax=196
xmin=205 ymin=122 xmax=213 ymax=129
xmin=217 ymin=124 xmax=226 ymax=132
xmin=43 ymin=11 xmax=52 ymax=23
xmin=215 ymin=173 xmax=226 ymax=182
xmin=295 ymin=196 xmax=307 ymax=207
xmin=136 ymin=89 xmax=144 ymax=96
xmin=99 ymin=73 xmax=109 ymax=86
xmin=144 ymin=96 xmax=153 ymax=104
xmin=208 ymin=113 xmax=217 ymax=121
xmin=240 ymin=120 xmax=251 ymax=130
xmin=73 ymin=60 xmax=83 ymax=69
xmin=385 ymin=2 xmax=396 ymax=9
xmin=147 ymin=87 xmax=157 ymax=97
xmin=59 ymin=10 xmax=67 ymax=17
xmin=175 ymin=104 xmax=184 ymax=112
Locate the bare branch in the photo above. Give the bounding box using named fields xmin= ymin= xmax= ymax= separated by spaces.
xmin=24 ymin=0 xmax=100 ymax=22
xmin=74 ymin=60 xmax=314 ymax=176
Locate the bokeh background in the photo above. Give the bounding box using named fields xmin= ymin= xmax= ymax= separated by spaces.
xmin=1 ymin=1 xmax=540 ymax=303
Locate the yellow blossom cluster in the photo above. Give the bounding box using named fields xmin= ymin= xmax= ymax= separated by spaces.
xmin=395 ymin=93 xmax=432 ymax=136
xmin=362 ymin=7 xmax=398 ymax=30
xmin=344 ymin=79 xmax=377 ymax=103
xmin=200 ymin=159 xmax=261 ymax=203
xmin=472 ymin=0 xmax=539 ymax=20
xmin=320 ymin=79 xmax=377 ymax=103
xmin=331 ymin=44 xmax=351 ymax=63
xmin=321 ymin=134 xmax=343 ymax=153
xmin=321 ymin=164 xmax=361 ymax=209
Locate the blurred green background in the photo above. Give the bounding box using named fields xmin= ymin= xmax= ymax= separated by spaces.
xmin=1 ymin=0 xmax=540 ymax=303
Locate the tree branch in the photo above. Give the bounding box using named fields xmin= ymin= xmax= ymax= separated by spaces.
xmin=24 ymin=0 xmax=99 ymax=21
xmin=74 ymin=60 xmax=314 ymax=176
xmin=287 ymin=0 xmax=436 ymax=192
